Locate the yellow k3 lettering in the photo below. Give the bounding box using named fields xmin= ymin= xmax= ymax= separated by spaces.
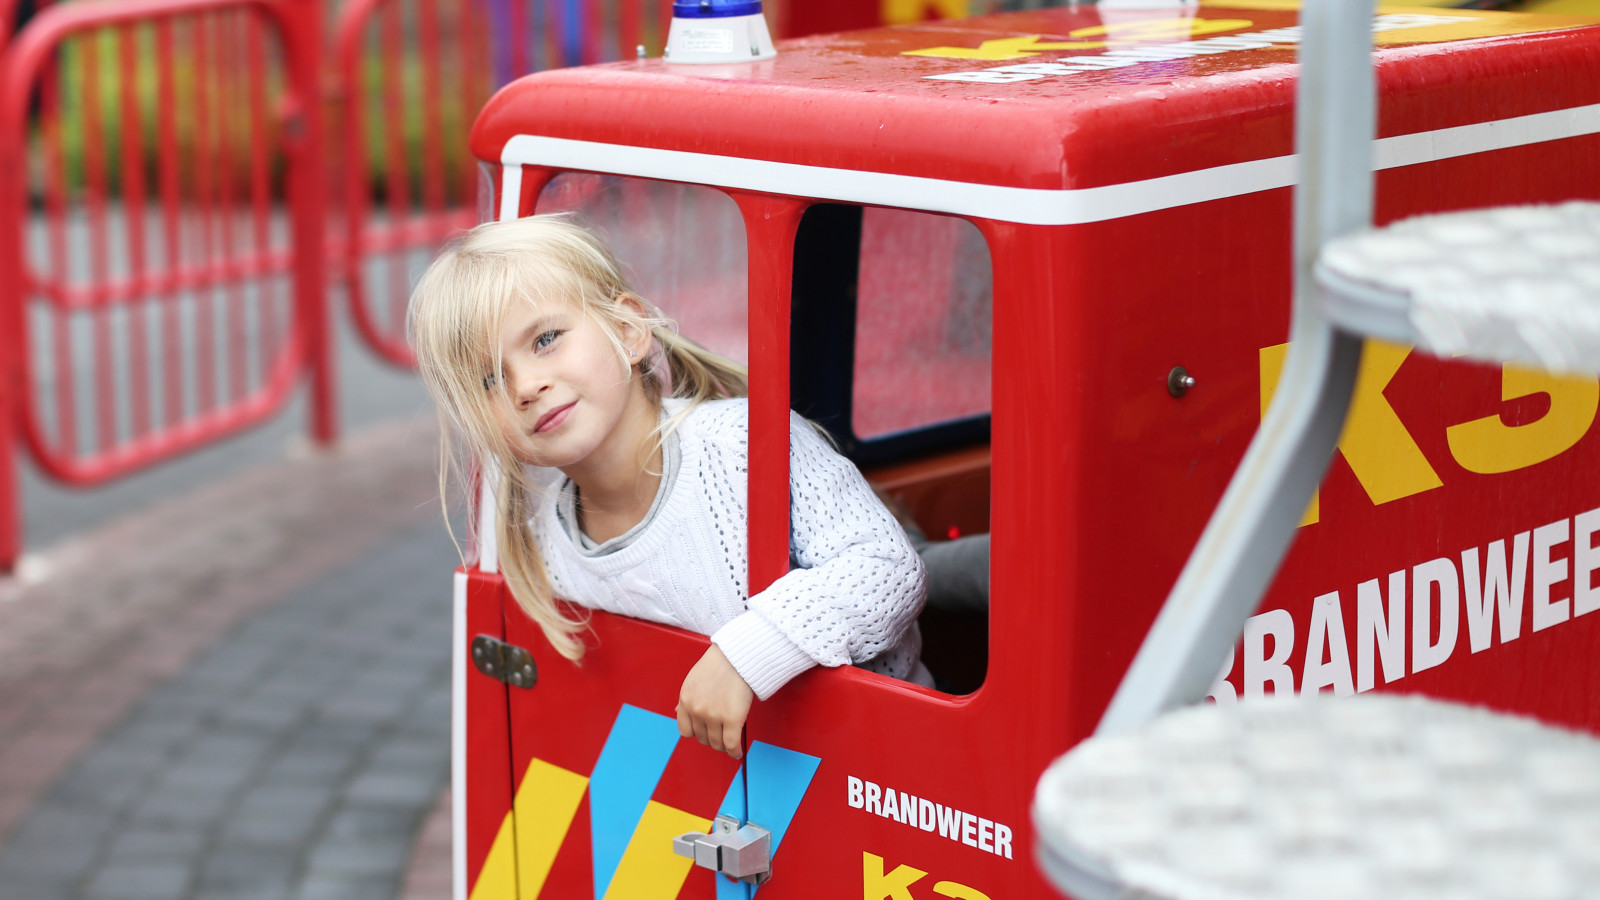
xmin=864 ymin=852 xmax=992 ymax=900
xmin=1260 ymin=340 xmax=1599 ymax=526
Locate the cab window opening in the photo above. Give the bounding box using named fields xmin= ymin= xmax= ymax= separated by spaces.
xmin=526 ymin=177 xmax=942 ymax=710
xmin=791 ymin=204 xmax=994 ymax=696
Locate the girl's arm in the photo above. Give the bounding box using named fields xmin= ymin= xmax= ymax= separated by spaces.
xmin=676 ymin=643 xmax=753 ymax=760
xmin=710 ymin=409 xmax=928 ymax=700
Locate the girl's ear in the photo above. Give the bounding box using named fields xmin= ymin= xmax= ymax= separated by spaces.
xmin=615 ymin=293 xmax=653 ymax=366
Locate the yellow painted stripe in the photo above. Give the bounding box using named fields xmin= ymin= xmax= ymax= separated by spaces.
xmin=514 ymin=758 xmax=591 ymax=898
xmin=468 ymin=811 xmax=518 ymax=900
xmin=602 ymin=801 xmax=711 ymax=900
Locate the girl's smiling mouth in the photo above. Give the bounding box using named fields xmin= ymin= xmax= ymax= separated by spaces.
xmin=534 ymin=401 xmax=576 ymax=434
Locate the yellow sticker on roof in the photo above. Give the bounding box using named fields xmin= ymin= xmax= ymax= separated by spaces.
xmin=910 ymin=8 xmax=1598 ymax=83
xmin=1198 ymin=1 xmax=1599 ymax=43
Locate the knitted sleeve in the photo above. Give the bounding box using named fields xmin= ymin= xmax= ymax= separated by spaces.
xmin=711 ymin=409 xmax=928 ymax=699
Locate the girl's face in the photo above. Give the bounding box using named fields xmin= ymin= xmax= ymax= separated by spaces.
xmin=491 ymin=292 xmax=652 ymax=475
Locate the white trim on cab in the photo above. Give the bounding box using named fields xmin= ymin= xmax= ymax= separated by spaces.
xmin=497 ymin=102 xmax=1600 ymax=224
xmin=476 ymin=460 xmax=499 ymax=575
xmin=451 ymin=570 xmax=468 ymax=900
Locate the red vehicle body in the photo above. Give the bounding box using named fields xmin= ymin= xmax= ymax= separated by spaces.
xmin=451 ymin=5 xmax=1600 ymax=898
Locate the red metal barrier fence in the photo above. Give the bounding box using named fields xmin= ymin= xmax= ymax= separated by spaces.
xmin=0 ymin=0 xmax=328 ymax=568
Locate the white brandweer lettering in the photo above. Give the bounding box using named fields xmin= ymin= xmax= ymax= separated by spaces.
xmin=1576 ymin=509 xmax=1600 ymax=617
xmin=1213 ymin=505 xmax=1600 ymax=700
xmin=1356 ymin=570 xmax=1406 ymax=692
xmin=1412 ymin=556 xmax=1460 ymax=674
xmin=1462 ymin=534 xmax=1529 ymax=653
xmin=1244 ymin=608 xmax=1294 ymax=696
xmin=1533 ymin=519 xmax=1572 ymax=632
xmin=846 ymin=776 xmax=1013 ymax=860
xmin=1302 ymin=591 xmax=1354 ymax=696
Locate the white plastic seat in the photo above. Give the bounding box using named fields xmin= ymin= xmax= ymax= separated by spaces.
xmin=1037 ymin=696 xmax=1600 ymax=900
xmin=1032 ymin=3 xmax=1600 ymax=898
xmin=1317 ymin=202 xmax=1600 ymax=374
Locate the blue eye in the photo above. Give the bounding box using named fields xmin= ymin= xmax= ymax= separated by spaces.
xmin=482 ymin=373 xmax=497 ymax=391
xmin=534 ymin=330 xmax=561 ymax=352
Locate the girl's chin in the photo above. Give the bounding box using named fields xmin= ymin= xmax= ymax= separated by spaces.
xmin=514 ymin=445 xmax=584 ymax=470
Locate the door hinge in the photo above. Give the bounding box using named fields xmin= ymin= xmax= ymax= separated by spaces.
xmin=471 ymin=635 xmax=537 ymax=689
xmin=673 ymin=815 xmax=772 ymax=885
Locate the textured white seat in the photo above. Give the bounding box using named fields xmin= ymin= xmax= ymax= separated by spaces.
xmin=1036 ymin=695 xmax=1600 ymax=900
xmin=1317 ymin=202 xmax=1600 ymax=374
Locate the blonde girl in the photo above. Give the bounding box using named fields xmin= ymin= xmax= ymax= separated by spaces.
xmin=410 ymin=214 xmax=929 ymax=758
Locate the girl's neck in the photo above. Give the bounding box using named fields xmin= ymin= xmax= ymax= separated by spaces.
xmin=560 ymin=389 xmax=663 ymax=544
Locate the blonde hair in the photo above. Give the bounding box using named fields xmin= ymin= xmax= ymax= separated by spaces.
xmin=409 ymin=214 xmax=748 ymax=659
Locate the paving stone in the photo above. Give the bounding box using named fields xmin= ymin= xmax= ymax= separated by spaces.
xmin=73 ymin=747 xmax=174 ymax=782
xmin=232 ymin=781 xmax=331 ymax=826
xmin=48 ymin=772 xmax=148 ymax=813
xmin=197 ymin=846 xmax=300 ymax=891
xmin=82 ymin=862 xmax=192 ymax=899
xmin=366 ymin=738 xmax=447 ymax=771
xmin=305 ymin=838 xmax=410 ymax=878
xmin=252 ymin=768 xmax=343 ymax=795
xmin=103 ymin=827 xmax=209 ymax=862
xmin=194 ymin=889 xmax=294 ymax=900
xmin=217 ymin=813 xmax=322 ymax=849
xmin=7 ymin=806 xmax=115 ymax=849
xmin=0 ymin=872 xmax=78 ymax=900
xmin=130 ymin=787 xmax=235 ymax=826
xmin=323 ymin=805 xmax=419 ymax=841
xmin=290 ymin=721 xmax=377 ymax=751
xmin=89 ymin=722 xmax=197 ymax=760
xmin=160 ymin=762 xmax=255 ymax=793
xmin=293 ymin=875 xmax=394 ymax=900
xmin=315 ymin=697 xmax=410 ymax=725
xmin=214 ymin=701 xmax=306 ymax=732
xmin=262 ymin=751 xmax=354 ymax=781
xmin=126 ymin=690 xmax=216 ymax=720
xmin=182 ymin=735 xmax=274 ymax=771
xmin=342 ymin=772 xmax=442 ymax=809
xmin=351 ymin=666 xmax=435 ymax=695
xmin=0 ymin=834 xmax=98 ymax=878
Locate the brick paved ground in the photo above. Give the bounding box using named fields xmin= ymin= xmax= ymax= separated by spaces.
xmin=0 ymin=418 xmax=459 ymax=900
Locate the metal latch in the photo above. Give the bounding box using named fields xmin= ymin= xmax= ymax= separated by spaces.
xmin=673 ymin=815 xmax=772 ymax=884
xmin=470 ymin=635 xmax=537 ymax=689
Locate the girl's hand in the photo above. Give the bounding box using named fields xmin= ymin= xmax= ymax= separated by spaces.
xmin=676 ymin=644 xmax=754 ymax=760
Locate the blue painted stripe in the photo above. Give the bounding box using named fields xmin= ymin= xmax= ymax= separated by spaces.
xmin=588 ymin=705 xmax=681 ymax=900
xmin=746 ymin=742 xmax=821 ymax=896
xmin=715 ymin=767 xmax=750 ymax=900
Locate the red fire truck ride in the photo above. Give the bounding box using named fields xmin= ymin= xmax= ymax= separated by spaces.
xmin=448 ymin=2 xmax=1600 ymax=898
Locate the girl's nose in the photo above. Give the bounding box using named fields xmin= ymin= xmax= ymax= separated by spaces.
xmin=507 ymin=364 xmax=547 ymax=408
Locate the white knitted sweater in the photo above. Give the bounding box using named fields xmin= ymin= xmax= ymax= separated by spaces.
xmin=531 ymin=398 xmax=928 ymax=700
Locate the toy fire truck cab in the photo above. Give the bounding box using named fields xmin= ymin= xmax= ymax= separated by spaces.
xmin=454 ymin=5 xmax=1600 ymax=899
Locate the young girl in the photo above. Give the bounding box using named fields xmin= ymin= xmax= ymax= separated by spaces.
xmin=409 ymin=214 xmax=930 ymax=759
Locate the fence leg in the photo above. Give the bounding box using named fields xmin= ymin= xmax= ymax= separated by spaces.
xmin=0 ymin=380 xmax=17 ymax=573
xmin=289 ymin=0 xmax=335 ymax=446
xmin=0 ymin=72 xmax=21 ymax=572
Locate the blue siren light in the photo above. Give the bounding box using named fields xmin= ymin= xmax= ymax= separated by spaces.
xmin=672 ymin=0 xmax=764 ymax=18
xmin=664 ymin=0 xmax=775 ymax=63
